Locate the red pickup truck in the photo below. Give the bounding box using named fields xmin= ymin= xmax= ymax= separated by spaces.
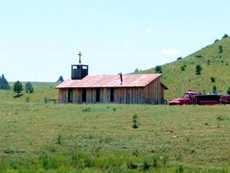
xmin=169 ymin=91 xmax=230 ymax=105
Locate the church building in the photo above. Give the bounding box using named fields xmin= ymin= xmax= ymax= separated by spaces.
xmin=56 ymin=53 xmax=168 ymax=104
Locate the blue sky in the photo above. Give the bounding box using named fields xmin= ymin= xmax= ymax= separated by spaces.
xmin=0 ymin=0 xmax=229 ymax=81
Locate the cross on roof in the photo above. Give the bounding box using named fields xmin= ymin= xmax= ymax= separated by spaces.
xmin=78 ymin=51 xmax=82 ymax=64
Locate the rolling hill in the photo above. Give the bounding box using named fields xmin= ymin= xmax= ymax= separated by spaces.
xmin=139 ymin=35 xmax=230 ymax=99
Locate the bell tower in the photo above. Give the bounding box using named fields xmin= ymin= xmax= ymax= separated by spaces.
xmin=71 ymin=51 xmax=89 ymax=80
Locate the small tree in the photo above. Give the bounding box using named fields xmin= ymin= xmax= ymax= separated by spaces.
xmin=222 ymin=34 xmax=229 ymax=39
xmin=134 ymin=68 xmax=139 ymax=73
xmin=214 ymin=39 xmax=219 ymax=43
xmin=155 ymin=66 xmax=162 ymax=73
xmin=25 ymin=82 xmax=34 ymax=94
xmin=132 ymin=114 xmax=139 ymax=129
xmin=227 ymin=87 xmax=230 ymax=95
xmin=180 ymin=66 xmax=185 ymax=71
xmin=57 ymin=75 xmax=64 ymax=83
xmin=177 ymin=57 xmax=182 ymax=61
xmin=13 ymin=81 xmax=23 ymax=97
xmin=218 ymin=45 xmax=223 ymax=54
xmin=195 ymin=65 xmax=202 ymax=75
xmin=212 ymin=85 xmax=217 ymax=94
xmin=210 ymin=77 xmax=215 ymax=83
xmin=0 ymin=74 xmax=10 ymax=90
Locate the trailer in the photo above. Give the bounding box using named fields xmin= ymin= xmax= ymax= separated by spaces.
xmin=169 ymin=90 xmax=230 ymax=105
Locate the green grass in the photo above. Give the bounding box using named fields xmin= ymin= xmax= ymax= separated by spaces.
xmin=0 ymin=85 xmax=229 ymax=172
xmin=140 ymin=36 xmax=230 ymax=99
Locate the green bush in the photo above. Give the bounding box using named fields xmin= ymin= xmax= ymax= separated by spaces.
xmin=222 ymin=34 xmax=229 ymax=39
xmin=180 ymin=65 xmax=186 ymax=72
xmin=212 ymin=86 xmax=217 ymax=94
xmin=132 ymin=114 xmax=139 ymax=129
xmin=177 ymin=57 xmax=182 ymax=61
xmin=25 ymin=82 xmax=34 ymax=94
xmin=227 ymin=87 xmax=230 ymax=95
xmin=82 ymin=107 xmax=92 ymax=112
xmin=214 ymin=39 xmax=219 ymax=43
xmin=218 ymin=45 xmax=223 ymax=54
xmin=155 ymin=66 xmax=162 ymax=73
xmin=195 ymin=65 xmax=202 ymax=75
xmin=56 ymin=135 xmax=62 ymax=145
xmin=210 ymin=77 xmax=216 ymax=83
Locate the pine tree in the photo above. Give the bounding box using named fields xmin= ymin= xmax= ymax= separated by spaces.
xmin=0 ymin=74 xmax=10 ymax=90
xmin=13 ymin=81 xmax=23 ymax=97
xmin=25 ymin=82 xmax=34 ymax=94
xmin=57 ymin=76 xmax=64 ymax=83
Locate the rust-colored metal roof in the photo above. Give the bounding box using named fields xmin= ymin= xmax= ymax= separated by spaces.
xmin=56 ymin=74 xmax=161 ymax=89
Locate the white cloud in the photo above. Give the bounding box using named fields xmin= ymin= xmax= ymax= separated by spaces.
xmin=160 ymin=48 xmax=179 ymax=57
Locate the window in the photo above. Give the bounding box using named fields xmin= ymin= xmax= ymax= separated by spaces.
xmin=96 ymin=88 xmax=100 ymax=102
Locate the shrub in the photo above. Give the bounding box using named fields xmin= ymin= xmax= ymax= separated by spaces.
xmin=13 ymin=81 xmax=23 ymax=97
xmin=210 ymin=77 xmax=215 ymax=83
xmin=132 ymin=114 xmax=139 ymax=129
xmin=44 ymin=97 xmax=48 ymax=104
xmin=180 ymin=65 xmax=186 ymax=72
xmin=82 ymin=107 xmax=91 ymax=112
xmin=227 ymin=87 xmax=230 ymax=95
xmin=56 ymin=135 xmax=62 ymax=145
xmin=25 ymin=82 xmax=34 ymax=94
xmin=222 ymin=34 xmax=229 ymax=39
xmin=195 ymin=65 xmax=202 ymax=75
xmin=217 ymin=115 xmax=225 ymax=121
xmin=177 ymin=57 xmax=182 ymax=61
xmin=212 ymin=85 xmax=217 ymax=94
xmin=155 ymin=66 xmax=162 ymax=73
xmin=219 ymin=45 xmax=223 ymax=54
xmin=207 ymin=60 xmax=211 ymax=65
xmin=176 ymin=165 xmax=184 ymax=173
xmin=214 ymin=39 xmax=219 ymax=43
xmin=195 ymin=54 xmax=202 ymax=58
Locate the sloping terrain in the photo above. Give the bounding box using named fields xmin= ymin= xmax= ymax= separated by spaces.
xmin=140 ymin=36 xmax=230 ymax=99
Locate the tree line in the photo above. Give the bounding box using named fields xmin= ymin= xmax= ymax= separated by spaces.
xmin=0 ymin=74 xmax=34 ymax=97
xmin=0 ymin=74 xmax=64 ymax=97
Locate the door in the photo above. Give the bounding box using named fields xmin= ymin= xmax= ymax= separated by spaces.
xmin=110 ymin=88 xmax=114 ymax=102
xmin=96 ymin=88 xmax=101 ymax=102
xmin=82 ymin=88 xmax=87 ymax=103
xmin=68 ymin=89 xmax=73 ymax=103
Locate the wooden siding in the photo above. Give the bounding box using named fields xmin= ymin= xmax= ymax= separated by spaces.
xmin=58 ymin=78 xmax=165 ymax=104
xmin=143 ymin=78 xmax=162 ymax=104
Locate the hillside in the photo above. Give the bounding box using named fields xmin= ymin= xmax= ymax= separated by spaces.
xmin=140 ymin=36 xmax=230 ymax=99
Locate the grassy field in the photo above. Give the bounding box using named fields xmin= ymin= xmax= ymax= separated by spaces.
xmin=140 ymin=36 xmax=230 ymax=99
xmin=0 ymin=84 xmax=229 ymax=172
